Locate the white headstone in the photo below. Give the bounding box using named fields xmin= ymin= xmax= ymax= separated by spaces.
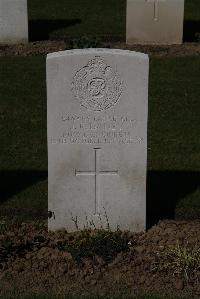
xmin=126 ymin=0 xmax=184 ymax=45
xmin=47 ymin=49 xmax=149 ymax=232
xmin=0 ymin=0 xmax=28 ymax=44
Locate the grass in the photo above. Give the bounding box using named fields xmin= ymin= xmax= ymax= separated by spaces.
xmin=56 ymin=229 xmax=131 ymax=263
xmin=0 ymin=57 xmax=46 ymax=170
xmin=163 ymin=244 xmax=200 ymax=281
xmin=28 ymin=0 xmax=126 ymax=40
xmin=0 ymin=56 xmax=200 ymax=222
xmin=148 ymin=57 xmax=200 ymax=171
xmin=184 ymin=0 xmax=200 ymax=21
xmin=27 ymin=0 xmax=200 ymax=41
xmin=0 ymin=56 xmax=47 ymax=213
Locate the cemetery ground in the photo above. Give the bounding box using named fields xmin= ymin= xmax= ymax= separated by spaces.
xmin=0 ymin=55 xmax=200 ymax=298
xmin=1 ymin=0 xmax=200 ymax=56
xmin=26 ymin=0 xmax=200 ymax=42
xmin=0 ymin=0 xmax=200 ymax=298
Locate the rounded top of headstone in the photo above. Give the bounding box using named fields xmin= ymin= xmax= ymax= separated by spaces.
xmin=46 ymin=48 xmax=149 ymax=61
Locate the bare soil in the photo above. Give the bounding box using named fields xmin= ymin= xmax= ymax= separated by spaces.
xmin=0 ymin=41 xmax=200 ymax=57
xmin=0 ymin=220 xmax=200 ymax=298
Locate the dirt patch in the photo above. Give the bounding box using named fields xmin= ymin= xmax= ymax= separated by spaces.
xmin=120 ymin=42 xmax=200 ymax=57
xmin=0 ymin=220 xmax=200 ymax=297
xmin=0 ymin=40 xmax=200 ymax=57
xmin=0 ymin=41 xmax=66 ymax=57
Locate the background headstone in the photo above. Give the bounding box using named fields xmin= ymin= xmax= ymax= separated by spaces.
xmin=47 ymin=49 xmax=149 ymax=232
xmin=0 ymin=0 xmax=28 ymax=44
xmin=126 ymin=0 xmax=185 ymax=45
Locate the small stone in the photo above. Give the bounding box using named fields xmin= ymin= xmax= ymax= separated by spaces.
xmin=7 ymin=232 xmax=15 ymax=237
xmin=153 ymin=236 xmax=160 ymax=244
xmin=25 ymin=252 xmax=32 ymax=259
xmin=95 ymin=255 xmax=106 ymax=266
xmin=134 ymin=246 xmax=145 ymax=254
xmin=174 ymin=279 xmax=184 ymax=290
xmin=140 ymin=275 xmax=146 ymax=284
xmin=59 ymin=264 xmax=68 ymax=274
xmin=83 ymin=258 xmax=93 ymax=269
xmin=69 ymin=269 xmax=76 ymax=277
xmin=159 ymin=240 xmax=166 ymax=246
xmin=13 ymin=264 xmax=24 ymax=273
xmin=40 ymin=261 xmax=48 ymax=269
xmin=114 ymin=273 xmax=121 ymax=282
xmin=34 ymin=235 xmax=46 ymax=243
xmin=95 ymin=271 xmax=103 ymax=280
xmin=62 ymin=251 xmax=73 ymax=260
xmin=90 ymin=279 xmax=97 ymax=286
xmin=31 ymin=263 xmax=39 ymax=270
xmin=114 ymin=252 xmax=124 ymax=264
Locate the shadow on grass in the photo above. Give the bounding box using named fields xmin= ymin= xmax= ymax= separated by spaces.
xmin=183 ymin=20 xmax=200 ymax=42
xmin=0 ymin=170 xmax=47 ymax=203
xmin=147 ymin=170 xmax=200 ymax=228
xmin=0 ymin=169 xmax=199 ymax=226
xmin=29 ymin=19 xmax=81 ymax=41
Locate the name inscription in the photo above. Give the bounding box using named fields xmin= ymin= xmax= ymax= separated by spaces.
xmin=51 ymin=114 xmax=143 ymax=145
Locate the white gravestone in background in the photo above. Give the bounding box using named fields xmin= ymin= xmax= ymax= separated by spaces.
xmin=0 ymin=0 xmax=28 ymax=44
xmin=47 ymin=49 xmax=149 ymax=232
xmin=126 ymin=0 xmax=185 ymax=45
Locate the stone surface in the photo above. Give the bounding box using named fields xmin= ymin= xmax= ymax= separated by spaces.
xmin=0 ymin=0 xmax=28 ymax=44
xmin=47 ymin=49 xmax=149 ymax=232
xmin=126 ymin=0 xmax=184 ymax=45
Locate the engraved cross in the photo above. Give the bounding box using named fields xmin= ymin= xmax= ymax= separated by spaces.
xmin=146 ymin=0 xmax=165 ymax=21
xmin=75 ymin=148 xmax=118 ymax=216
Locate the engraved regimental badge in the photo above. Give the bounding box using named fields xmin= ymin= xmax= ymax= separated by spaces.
xmin=71 ymin=56 xmax=124 ymax=112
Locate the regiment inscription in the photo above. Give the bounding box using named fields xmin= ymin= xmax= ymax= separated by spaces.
xmin=71 ymin=56 xmax=124 ymax=112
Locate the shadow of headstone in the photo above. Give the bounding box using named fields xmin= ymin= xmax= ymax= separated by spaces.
xmin=183 ymin=20 xmax=200 ymax=42
xmin=29 ymin=18 xmax=81 ymax=41
xmin=147 ymin=170 xmax=200 ymax=228
xmin=0 ymin=169 xmax=47 ymax=203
